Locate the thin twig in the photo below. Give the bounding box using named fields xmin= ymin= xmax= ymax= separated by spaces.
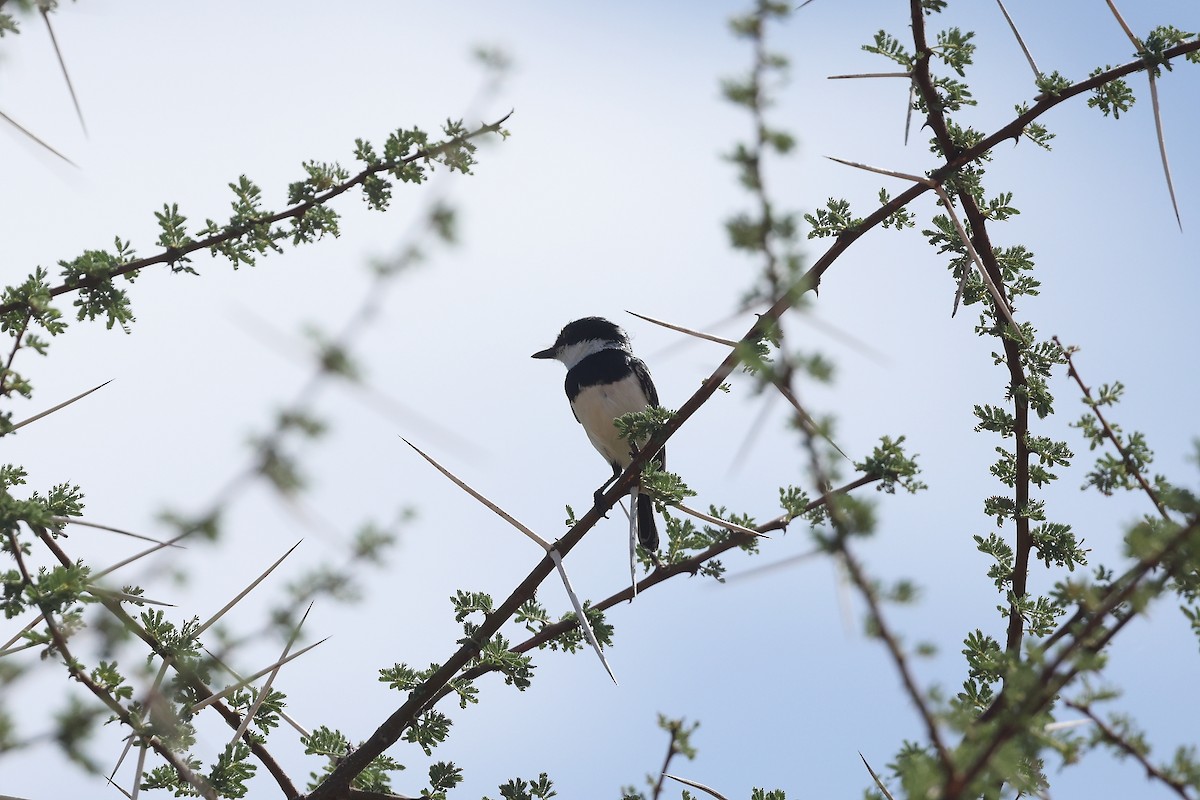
xmin=1053 ymin=336 xmax=1171 ymax=520
xmin=906 ymin=0 xmax=1035 ymax=663
xmin=13 ymin=529 xmax=217 ymax=798
xmin=34 ymin=532 xmax=301 ymax=798
xmin=0 ymin=313 xmax=31 ymax=397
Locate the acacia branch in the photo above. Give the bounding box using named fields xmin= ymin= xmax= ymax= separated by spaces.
xmin=34 ymin=531 xmax=301 ymax=799
xmin=0 ymin=113 xmax=512 ymax=318
xmin=309 ymin=36 xmax=1200 ymax=796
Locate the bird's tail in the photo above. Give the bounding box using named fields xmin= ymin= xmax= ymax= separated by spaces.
xmin=636 ymin=491 xmax=659 ymax=552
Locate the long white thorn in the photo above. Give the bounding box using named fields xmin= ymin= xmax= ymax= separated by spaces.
xmin=662 ymin=773 xmax=731 ymax=800
xmin=549 ymin=550 xmax=617 ymax=685
xmin=673 ymin=503 xmax=769 ymax=539
xmin=195 ymin=541 xmax=302 ymax=637
xmin=402 ymin=437 xmax=552 ymax=550
xmin=10 ymin=380 xmax=111 ymax=431
xmin=628 ymin=488 xmax=639 ymax=599
xmin=230 ymin=602 xmax=313 ymax=745
xmin=188 ymin=637 xmax=328 ymax=714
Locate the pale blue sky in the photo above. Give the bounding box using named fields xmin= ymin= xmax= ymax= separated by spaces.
xmin=3 ymin=2 xmax=1199 ymax=798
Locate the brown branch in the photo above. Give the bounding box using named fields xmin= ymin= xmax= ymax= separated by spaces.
xmin=1054 ymin=336 xmax=1171 ymax=520
xmin=1063 ymin=700 xmax=1194 ymax=800
xmin=0 ymin=113 xmax=513 ymax=318
xmin=908 ymin=0 xmax=1033 ymax=658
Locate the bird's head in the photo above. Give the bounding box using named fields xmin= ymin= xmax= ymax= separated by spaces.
xmin=531 ymin=316 xmax=630 ymax=369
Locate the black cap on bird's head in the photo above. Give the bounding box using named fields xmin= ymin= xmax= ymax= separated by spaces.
xmin=531 ymin=316 xmax=629 ymax=360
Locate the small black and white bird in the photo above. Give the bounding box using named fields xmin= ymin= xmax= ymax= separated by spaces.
xmin=532 ymin=316 xmax=664 ymax=552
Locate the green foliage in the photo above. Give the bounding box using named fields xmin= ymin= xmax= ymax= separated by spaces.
xmin=1140 ymin=25 xmax=1198 ymax=75
xmin=483 ymin=772 xmax=556 ymax=800
xmin=1087 ymin=68 xmax=1136 ymax=118
xmin=614 ymin=406 xmax=674 ymax=448
xmin=1013 ymin=103 xmax=1055 ymax=149
xmin=424 ymin=761 xmax=465 ymax=800
xmin=547 ymin=603 xmax=614 ymax=654
xmin=303 ymin=725 xmax=405 ymax=792
xmin=862 ymin=30 xmax=912 ymax=69
xmin=855 ymin=436 xmax=926 ymax=495
xmin=1034 ymin=70 xmax=1072 ymax=98
xmin=878 ymin=189 xmax=917 ymax=230
xmin=804 ymin=198 xmax=861 ymax=239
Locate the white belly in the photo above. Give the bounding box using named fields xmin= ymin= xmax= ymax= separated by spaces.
xmin=571 ymin=379 xmax=650 ymax=469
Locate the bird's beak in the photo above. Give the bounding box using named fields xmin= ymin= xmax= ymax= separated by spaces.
xmin=531 ymin=347 xmax=557 ymax=360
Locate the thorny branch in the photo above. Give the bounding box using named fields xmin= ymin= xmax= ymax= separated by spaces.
xmin=13 ymin=528 xmax=220 ymax=799
xmin=33 ymin=530 xmax=301 ymax=799
xmin=0 ymin=113 xmax=512 ymax=318
xmin=1054 ymin=335 xmax=1172 ymax=521
xmin=1064 ymin=700 xmax=1195 ymax=800
xmin=309 ymin=33 xmax=1200 ymax=798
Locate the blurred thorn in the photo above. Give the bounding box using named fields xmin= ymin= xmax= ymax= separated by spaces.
xmin=0 ymin=108 xmax=77 ymax=166
xmin=41 ymin=7 xmax=88 ymax=136
xmin=725 ymin=547 xmax=820 ymax=583
xmin=53 ymin=516 xmax=187 ymax=548
xmin=228 ymin=304 xmax=479 ymax=457
xmin=727 ymin=392 xmax=778 ymax=476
